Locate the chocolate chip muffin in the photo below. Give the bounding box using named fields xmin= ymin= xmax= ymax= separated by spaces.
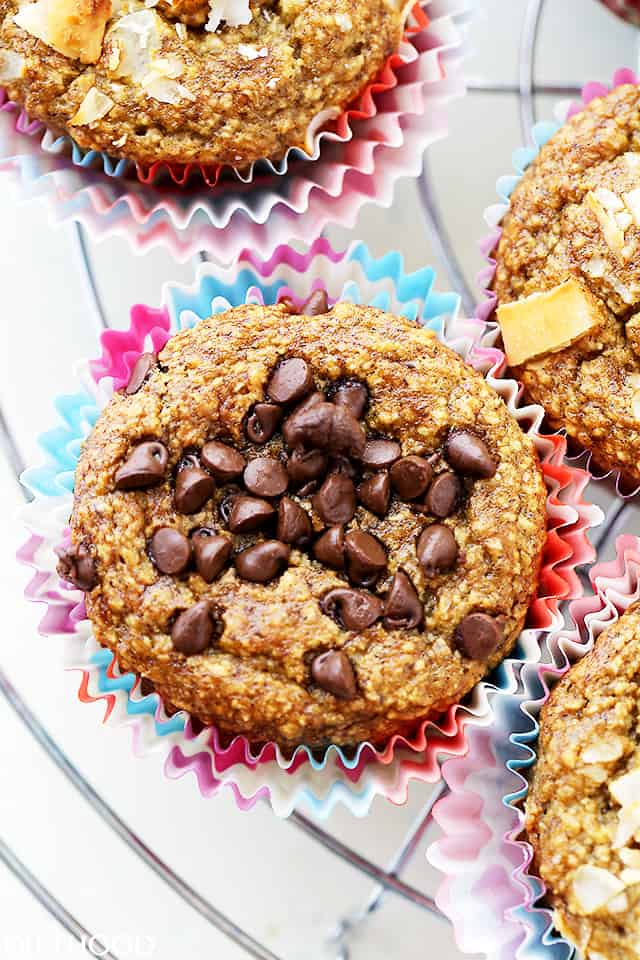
xmin=58 ymin=299 xmax=547 ymax=749
xmin=525 ymin=604 xmax=640 ymax=960
xmin=0 ymin=0 xmax=408 ymax=168
xmin=493 ymin=84 xmax=640 ymax=486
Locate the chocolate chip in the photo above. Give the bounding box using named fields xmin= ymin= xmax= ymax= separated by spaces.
xmin=140 ymin=678 xmax=155 ymax=697
xmin=313 ymin=472 xmax=357 ymax=525
xmin=267 ymin=357 xmax=314 ymax=405
xmin=171 ymin=601 xmax=216 ymax=656
xmin=174 ymin=465 xmax=215 ymax=514
xmin=455 ymin=613 xmax=504 ymax=660
xmin=302 ymin=289 xmax=330 ymax=315
xmin=286 ymin=448 xmax=328 ymax=487
xmin=445 ymin=430 xmax=497 ymax=478
xmin=281 ymin=289 xmax=329 ymax=316
xmin=330 ymin=454 xmax=359 ymax=481
xmin=243 ymin=457 xmax=289 ymax=498
xmin=344 ymin=529 xmax=387 ymax=587
xmin=283 ymin=399 xmax=334 ymax=451
xmin=192 ymin=529 xmax=232 ymax=582
xmin=311 ymin=650 xmax=357 ymax=700
xmin=277 ymin=497 xmax=312 ymax=545
xmin=416 ymin=524 xmax=458 ymax=576
xmin=360 ymin=439 xmax=401 ymax=470
xmin=201 ymin=441 xmax=246 ymax=482
xmin=219 ymin=490 xmax=239 ymax=525
xmin=115 ymin=440 xmax=169 ymax=491
xmin=149 ymin=528 xmax=191 ymax=575
xmin=297 ymin=481 xmax=318 ymax=497
xmin=320 ymin=587 xmax=384 ymax=631
xmin=313 ymin=525 xmax=345 ymax=569
xmin=125 ymin=352 xmax=157 ymax=395
xmin=55 ymin=543 xmax=97 ymax=591
xmin=358 ymin=472 xmax=391 ymax=516
xmin=390 ymin=456 xmax=433 ymax=500
xmin=234 ymin=540 xmax=290 ymax=583
xmin=328 ymin=406 xmax=366 ymax=458
xmin=245 ymin=403 xmax=283 ymax=445
xmin=228 ymin=496 xmax=276 ymax=533
xmin=332 ymin=380 xmax=368 ymax=420
xmin=425 ymin=472 xmax=462 ymax=518
xmin=383 ymin=571 xmax=423 ymax=630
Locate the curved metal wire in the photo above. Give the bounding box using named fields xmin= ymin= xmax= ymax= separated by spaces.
xmin=73 ymin=222 xmax=109 ymax=333
xmin=519 ymin=0 xmax=545 ymax=145
xmin=290 ymin=812 xmax=439 ymax=913
xmin=0 ymin=666 xmax=281 ymax=960
xmin=3 ymin=7 xmax=594 ymax=957
xmin=418 ymin=157 xmax=476 ymax=318
xmin=0 ymin=835 xmax=118 ymax=960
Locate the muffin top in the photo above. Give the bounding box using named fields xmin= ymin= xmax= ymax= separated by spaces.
xmin=525 ymin=604 xmax=640 ymax=960
xmin=60 ymin=302 xmax=546 ymax=749
xmin=493 ymin=84 xmax=640 ymax=485
xmin=0 ymin=0 xmax=407 ymax=167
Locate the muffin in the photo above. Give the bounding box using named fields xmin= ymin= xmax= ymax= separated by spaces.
xmin=0 ymin=0 xmax=409 ymax=168
xmin=525 ymin=604 xmax=640 ymax=960
xmin=493 ymin=83 xmax=640 ymax=486
xmin=56 ymin=300 xmax=547 ymax=750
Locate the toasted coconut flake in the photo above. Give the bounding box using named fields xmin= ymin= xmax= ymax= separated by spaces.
xmin=69 ymin=86 xmax=114 ymax=126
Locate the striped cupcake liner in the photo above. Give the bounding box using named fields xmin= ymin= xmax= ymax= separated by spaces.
xmin=19 ymin=239 xmax=600 ymax=817
xmin=428 ymin=535 xmax=640 ymax=959
xmin=0 ymin=0 xmax=472 ymax=263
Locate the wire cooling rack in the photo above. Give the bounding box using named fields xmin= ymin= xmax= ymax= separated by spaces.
xmin=1 ymin=2 xmax=640 ymax=958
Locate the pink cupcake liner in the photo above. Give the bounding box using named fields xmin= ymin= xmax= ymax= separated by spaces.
xmin=0 ymin=4 xmax=426 ymax=189
xmin=428 ymin=535 xmax=640 ymax=959
xmin=0 ymin=0 xmax=472 ymax=263
xmin=478 ymin=67 xmax=640 ymax=499
xmin=18 ymin=241 xmax=601 ymax=816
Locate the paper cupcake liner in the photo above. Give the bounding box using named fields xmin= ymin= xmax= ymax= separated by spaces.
xmin=0 ymin=3 xmax=425 ymax=189
xmin=18 ymin=240 xmax=600 ymax=818
xmin=477 ymin=67 xmax=640 ymax=500
xmin=428 ymin=535 xmax=640 ymax=960
xmin=0 ymin=0 xmax=472 ymax=264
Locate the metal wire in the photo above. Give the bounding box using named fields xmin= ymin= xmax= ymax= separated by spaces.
xmin=0 ymin=835 xmax=118 ymax=960
xmin=2 ymin=5 xmax=628 ymax=958
xmin=290 ymin=812 xmax=440 ymax=914
xmin=519 ymin=0 xmax=545 ymax=145
xmin=327 ymin=783 xmax=446 ymax=958
xmin=0 ymin=665 xmax=282 ymax=960
xmin=0 ymin=405 xmax=29 ymax=500
xmin=73 ymin=222 xmax=109 ymax=333
xmin=418 ymin=157 xmax=476 ymax=318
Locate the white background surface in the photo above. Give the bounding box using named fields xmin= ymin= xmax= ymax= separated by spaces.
xmin=1 ymin=2 xmax=640 ymax=958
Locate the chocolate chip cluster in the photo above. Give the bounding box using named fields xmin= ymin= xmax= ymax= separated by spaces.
xmin=58 ymin=341 xmax=503 ymax=703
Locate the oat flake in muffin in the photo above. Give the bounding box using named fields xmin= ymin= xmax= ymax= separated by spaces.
xmin=493 ymin=84 xmax=640 ymax=487
xmin=0 ymin=0 xmax=410 ymax=168
xmin=525 ymin=604 xmax=640 ymax=960
xmin=58 ymin=301 xmax=547 ymax=750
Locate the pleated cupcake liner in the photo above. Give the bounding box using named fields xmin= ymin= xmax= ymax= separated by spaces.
xmin=0 ymin=0 xmax=472 ymax=264
xmin=18 ymin=239 xmax=600 ymax=818
xmin=428 ymin=535 xmax=640 ymax=960
xmin=477 ymin=66 xmax=640 ymax=498
xmin=0 ymin=2 xmax=424 ymax=189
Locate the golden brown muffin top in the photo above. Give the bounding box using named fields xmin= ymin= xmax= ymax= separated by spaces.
xmin=0 ymin=0 xmax=407 ymax=166
xmin=63 ymin=303 xmax=546 ymax=749
xmin=526 ymin=603 xmax=640 ymax=960
xmin=494 ymin=84 xmax=640 ymax=485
